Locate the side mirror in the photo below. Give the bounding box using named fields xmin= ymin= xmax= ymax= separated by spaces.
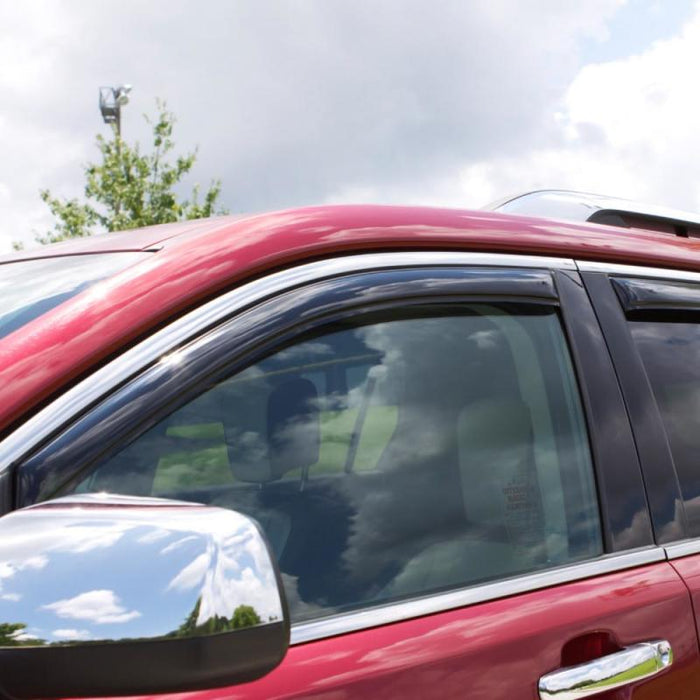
xmin=0 ymin=494 xmax=289 ymax=699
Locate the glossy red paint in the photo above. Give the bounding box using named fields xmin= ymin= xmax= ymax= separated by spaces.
xmin=3 ymin=204 xmax=700 ymax=434
xmin=120 ymin=563 xmax=699 ymax=700
xmin=0 ymin=217 xmax=227 ymax=261
xmin=670 ymin=556 xmax=700 ymax=654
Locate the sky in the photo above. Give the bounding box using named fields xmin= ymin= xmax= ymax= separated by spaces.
xmin=0 ymin=0 xmax=698 ymax=252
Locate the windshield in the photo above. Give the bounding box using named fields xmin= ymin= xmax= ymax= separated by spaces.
xmin=0 ymin=253 xmax=150 ymax=341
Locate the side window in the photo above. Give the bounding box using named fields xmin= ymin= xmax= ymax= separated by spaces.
xmin=69 ymin=304 xmax=601 ymax=622
xmin=625 ymin=317 xmax=700 ymax=535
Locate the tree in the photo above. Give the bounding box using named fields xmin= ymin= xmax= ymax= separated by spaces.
xmin=36 ymin=101 xmax=226 ymax=245
xmin=0 ymin=622 xmax=27 ymax=646
xmin=0 ymin=621 xmax=45 ymax=646
xmin=170 ymin=599 xmax=262 ymax=638
xmin=229 ymin=604 xmax=262 ymax=629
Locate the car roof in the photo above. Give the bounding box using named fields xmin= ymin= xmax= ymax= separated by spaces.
xmin=0 ymin=216 xmax=244 ymax=262
xmin=2 ymin=203 xmax=700 ymax=435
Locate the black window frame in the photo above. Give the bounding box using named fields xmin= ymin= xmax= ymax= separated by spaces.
xmin=14 ymin=265 xmax=653 ymax=555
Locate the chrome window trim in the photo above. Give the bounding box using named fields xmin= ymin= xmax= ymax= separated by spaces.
xmin=576 ymin=260 xmax=700 ymax=284
xmin=665 ymin=540 xmax=700 ymax=560
xmin=0 ymin=251 xmax=574 ymax=471
xmin=290 ymin=547 xmax=665 ymax=645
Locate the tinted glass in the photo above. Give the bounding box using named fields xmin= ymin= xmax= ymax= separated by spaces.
xmin=0 ymin=253 xmax=150 ymax=341
xmin=71 ymin=306 xmax=601 ymax=622
xmin=628 ymin=319 xmax=700 ymax=535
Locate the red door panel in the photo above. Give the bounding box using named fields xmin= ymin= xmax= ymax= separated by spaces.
xmin=669 ymin=554 xmax=700 ymax=669
xmin=136 ymin=562 xmax=700 ymax=700
xmin=670 ymin=555 xmax=700 ymax=605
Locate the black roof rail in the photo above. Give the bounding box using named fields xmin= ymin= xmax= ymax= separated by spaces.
xmin=486 ymin=190 xmax=700 ymax=238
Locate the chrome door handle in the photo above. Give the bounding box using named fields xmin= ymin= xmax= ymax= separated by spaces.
xmin=538 ymin=639 xmax=673 ymax=699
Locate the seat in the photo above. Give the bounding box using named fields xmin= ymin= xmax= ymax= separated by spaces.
xmin=215 ymin=376 xmax=321 ymax=558
xmin=381 ymin=398 xmax=543 ymax=599
xmin=456 ymin=397 xmax=545 ymax=571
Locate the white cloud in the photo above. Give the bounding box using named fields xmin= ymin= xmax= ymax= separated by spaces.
xmin=165 ymin=513 xmax=284 ymax=624
xmin=0 ymin=1 xmax=628 ymax=252
xmin=383 ymin=2 xmax=700 ymax=215
xmin=166 ymin=552 xmax=210 ymax=592
xmin=159 ymin=534 xmax=199 ymax=554
xmin=0 ymin=554 xmax=48 ymax=596
xmin=2 ymin=1 xmax=698 ymax=255
xmin=136 ymin=528 xmax=172 ymax=545
xmin=0 ymin=555 xmax=47 ymax=578
xmin=52 ymin=628 xmax=91 ymax=640
xmin=13 ymin=632 xmax=41 ymax=642
xmin=42 ymin=589 xmax=141 ymax=625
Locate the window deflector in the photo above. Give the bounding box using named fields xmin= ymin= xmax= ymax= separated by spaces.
xmin=612 ymin=276 xmax=700 ymax=314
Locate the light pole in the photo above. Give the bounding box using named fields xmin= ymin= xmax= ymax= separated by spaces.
xmin=99 ymin=85 xmax=132 ymax=222
xmin=98 ymin=85 xmax=132 ymax=137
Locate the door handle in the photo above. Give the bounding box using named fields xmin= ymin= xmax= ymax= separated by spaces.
xmin=538 ymin=639 xmax=673 ymax=699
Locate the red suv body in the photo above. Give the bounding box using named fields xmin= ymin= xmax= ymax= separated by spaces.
xmin=3 ymin=203 xmax=700 ymax=699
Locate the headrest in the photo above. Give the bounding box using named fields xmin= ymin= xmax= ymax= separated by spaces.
xmin=228 ymin=377 xmax=320 ymax=483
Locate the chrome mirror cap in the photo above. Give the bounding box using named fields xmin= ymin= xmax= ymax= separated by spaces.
xmin=0 ymin=494 xmax=289 ymax=698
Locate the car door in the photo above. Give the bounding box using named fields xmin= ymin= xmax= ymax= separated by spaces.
xmin=9 ymin=253 xmax=700 ymax=699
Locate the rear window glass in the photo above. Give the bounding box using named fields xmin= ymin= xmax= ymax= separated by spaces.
xmin=628 ymin=319 xmax=700 ymax=535
xmin=0 ymin=253 xmax=150 ymax=341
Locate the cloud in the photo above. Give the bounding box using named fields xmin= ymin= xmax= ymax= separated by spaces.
xmin=164 ymin=520 xmax=284 ymax=624
xmin=0 ymin=521 xmax=130 ymax=593
xmin=0 ymin=0 xmax=627 ymax=252
xmin=42 ymin=589 xmax=141 ymax=624
xmin=13 ymin=632 xmax=41 ymax=642
xmin=0 ymin=554 xmax=48 ymax=597
xmin=159 ymin=534 xmax=199 ymax=554
xmin=0 ymin=555 xmax=47 ymax=576
xmin=52 ymin=628 xmax=91 ymax=640
xmin=137 ymin=528 xmax=173 ymax=545
xmin=407 ymin=3 xmax=700 ymax=214
xmin=274 ymin=342 xmax=334 ymax=363
xmin=166 ymin=552 xmax=210 ymax=592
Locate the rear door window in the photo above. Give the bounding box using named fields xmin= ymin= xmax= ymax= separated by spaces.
xmin=604 ymin=274 xmax=700 ymax=538
xmin=626 ymin=317 xmax=700 ymax=534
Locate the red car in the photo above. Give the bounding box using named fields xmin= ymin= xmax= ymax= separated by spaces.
xmin=2 ymin=191 xmax=700 ymax=699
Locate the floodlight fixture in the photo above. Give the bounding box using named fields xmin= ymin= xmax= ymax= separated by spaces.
xmin=99 ymin=84 xmax=132 ymax=136
xmin=116 ymin=84 xmax=132 ymax=106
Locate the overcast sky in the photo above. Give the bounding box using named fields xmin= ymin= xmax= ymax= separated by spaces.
xmin=1 ymin=0 xmax=698 ymax=251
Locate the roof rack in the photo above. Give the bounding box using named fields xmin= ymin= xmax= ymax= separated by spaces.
xmin=486 ymin=190 xmax=700 ymax=238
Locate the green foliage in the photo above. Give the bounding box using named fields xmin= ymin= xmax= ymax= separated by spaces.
xmin=230 ymin=605 xmax=262 ymax=629
xmin=0 ymin=622 xmax=27 ymax=645
xmin=0 ymin=621 xmax=45 ymax=646
xmin=176 ymin=597 xmax=202 ymax=636
xmin=38 ymin=100 xmax=226 ymax=245
xmin=172 ymin=599 xmax=262 ymax=638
